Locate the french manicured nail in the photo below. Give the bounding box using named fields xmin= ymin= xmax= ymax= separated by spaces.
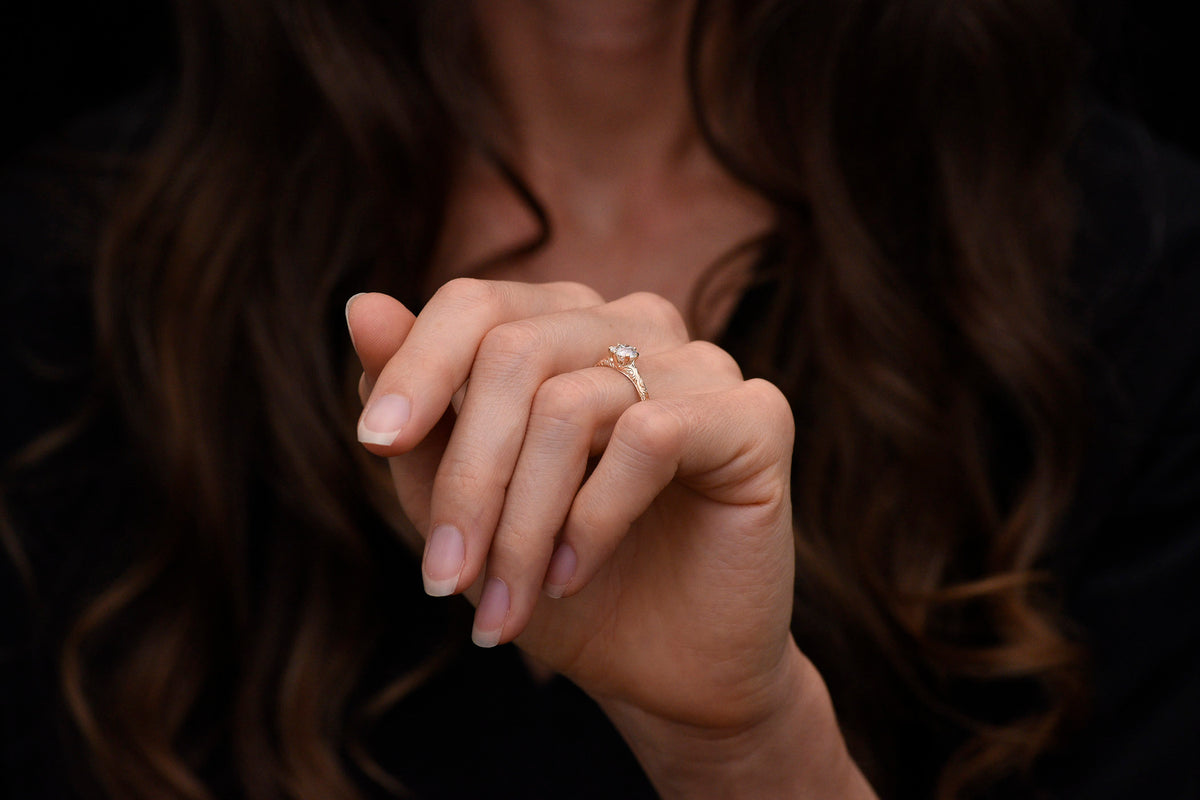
xmin=543 ymin=543 xmax=577 ymax=599
xmin=357 ymin=394 xmax=410 ymax=446
xmin=345 ymin=292 xmax=365 ymax=350
xmin=472 ymin=577 xmax=509 ymax=648
xmin=423 ymin=525 xmax=465 ymax=597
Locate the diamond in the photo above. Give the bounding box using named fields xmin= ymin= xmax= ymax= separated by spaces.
xmin=610 ymin=344 xmax=638 ymax=364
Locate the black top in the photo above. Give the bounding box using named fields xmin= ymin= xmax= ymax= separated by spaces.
xmin=2 ymin=100 xmax=1199 ymax=799
xmin=1032 ymin=105 xmax=1200 ymax=799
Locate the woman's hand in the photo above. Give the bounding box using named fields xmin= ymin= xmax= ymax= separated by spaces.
xmin=346 ymin=280 xmax=874 ymax=797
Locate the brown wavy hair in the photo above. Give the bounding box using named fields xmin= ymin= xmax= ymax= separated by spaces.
xmin=7 ymin=0 xmax=1086 ymax=797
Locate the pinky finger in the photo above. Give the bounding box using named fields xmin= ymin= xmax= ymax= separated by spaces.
xmin=551 ymin=382 xmax=793 ymax=598
xmin=548 ymin=400 xmax=686 ymax=597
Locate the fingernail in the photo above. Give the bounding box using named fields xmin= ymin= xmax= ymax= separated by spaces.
xmin=472 ymin=577 xmax=509 ymax=648
xmin=544 ymin=543 xmax=577 ymax=599
xmin=357 ymin=394 xmax=410 ymax=446
xmin=423 ymin=525 xmax=465 ymax=597
xmin=345 ymin=293 xmax=365 ymax=350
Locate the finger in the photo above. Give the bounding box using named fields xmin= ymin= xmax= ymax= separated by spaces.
xmin=468 ymin=343 xmax=745 ymax=646
xmin=358 ymin=371 xmax=373 ymax=406
xmin=356 ymin=278 xmax=604 ymax=453
xmin=422 ymin=296 xmax=692 ymax=602
xmin=385 ymin=410 xmax=454 ymax=536
xmin=345 ymin=292 xmax=453 ymax=554
xmin=345 ymin=292 xmax=416 ymax=379
xmin=552 ymin=379 xmax=795 ymax=600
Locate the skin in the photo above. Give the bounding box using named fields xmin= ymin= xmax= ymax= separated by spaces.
xmin=346 ymin=1 xmax=878 ymax=796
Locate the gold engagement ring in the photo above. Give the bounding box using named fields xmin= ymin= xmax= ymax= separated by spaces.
xmin=596 ymin=343 xmax=649 ymax=401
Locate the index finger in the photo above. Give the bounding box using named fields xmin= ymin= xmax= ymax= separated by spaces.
xmin=346 ymin=291 xmax=417 ymax=380
xmin=355 ymin=278 xmax=603 ymax=453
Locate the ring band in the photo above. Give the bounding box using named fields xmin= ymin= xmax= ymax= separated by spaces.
xmin=596 ymin=343 xmax=648 ymax=401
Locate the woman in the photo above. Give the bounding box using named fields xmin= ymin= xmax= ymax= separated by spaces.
xmin=3 ymin=0 xmax=1198 ymax=798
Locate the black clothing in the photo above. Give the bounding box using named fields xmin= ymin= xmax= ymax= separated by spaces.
xmin=3 ymin=101 xmax=1199 ymax=798
xmin=1032 ymin=105 xmax=1200 ymax=797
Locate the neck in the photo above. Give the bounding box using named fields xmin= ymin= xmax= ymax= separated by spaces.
xmin=437 ymin=0 xmax=771 ymax=332
xmin=471 ymin=0 xmax=700 ymax=183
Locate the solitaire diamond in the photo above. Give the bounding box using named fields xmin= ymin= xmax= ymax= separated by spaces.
xmin=611 ymin=344 xmax=638 ymax=364
xmin=596 ymin=343 xmax=648 ymax=401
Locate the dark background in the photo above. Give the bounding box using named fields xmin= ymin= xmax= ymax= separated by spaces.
xmin=2 ymin=1 xmax=1198 ymax=157
xmin=2 ymin=0 xmax=172 ymax=154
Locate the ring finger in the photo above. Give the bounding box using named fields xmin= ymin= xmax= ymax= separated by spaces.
xmin=466 ymin=340 xmax=744 ymax=647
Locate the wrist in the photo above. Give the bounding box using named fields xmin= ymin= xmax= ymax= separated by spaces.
xmin=598 ymin=641 xmax=876 ymax=799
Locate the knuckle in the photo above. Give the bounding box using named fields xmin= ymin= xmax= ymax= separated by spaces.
xmin=615 ymin=402 xmax=685 ymax=461
xmin=743 ymin=379 xmax=796 ymax=441
xmin=529 ymin=374 xmax=597 ymax=431
xmin=477 ymin=319 xmax=545 ymax=364
xmin=687 ymin=340 xmax=743 ymax=381
xmin=548 ymin=280 xmax=604 ymax=307
xmin=567 ymin=503 xmax=608 ymax=544
xmin=436 ymin=444 xmax=506 ymax=500
xmin=624 ymin=292 xmax=688 ymax=342
xmin=435 ymin=277 xmax=500 ymax=312
xmin=486 ymin=533 xmax=535 ymax=570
